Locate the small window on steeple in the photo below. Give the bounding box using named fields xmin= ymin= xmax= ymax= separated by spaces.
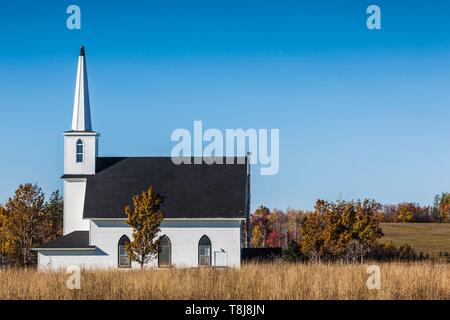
xmin=76 ymin=139 xmax=83 ymax=163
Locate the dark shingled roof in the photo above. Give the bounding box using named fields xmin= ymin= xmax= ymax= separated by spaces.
xmin=82 ymin=157 xmax=248 ymax=219
xmin=34 ymin=231 xmax=94 ymax=250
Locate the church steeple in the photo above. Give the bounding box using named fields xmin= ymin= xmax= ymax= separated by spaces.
xmin=62 ymin=46 xmax=99 ymax=234
xmin=63 ymin=46 xmax=99 ymax=178
xmin=71 ymin=45 xmax=92 ymax=131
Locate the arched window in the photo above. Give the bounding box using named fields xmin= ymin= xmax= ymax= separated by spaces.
xmin=76 ymin=139 xmax=83 ymax=163
xmin=158 ymin=235 xmax=171 ymax=267
xmin=118 ymin=235 xmax=131 ymax=268
xmin=198 ymin=235 xmax=211 ymax=266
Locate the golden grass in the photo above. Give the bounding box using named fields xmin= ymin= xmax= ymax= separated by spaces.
xmin=0 ymin=262 xmax=449 ymax=300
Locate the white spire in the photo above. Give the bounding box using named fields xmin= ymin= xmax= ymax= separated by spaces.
xmin=71 ymin=46 xmax=92 ymax=131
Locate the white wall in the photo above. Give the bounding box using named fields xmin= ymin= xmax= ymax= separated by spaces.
xmin=38 ymin=249 xmax=110 ymax=270
xmin=157 ymin=219 xmax=242 ymax=268
xmin=39 ymin=219 xmax=242 ymax=270
xmin=63 ymin=178 xmax=90 ymax=235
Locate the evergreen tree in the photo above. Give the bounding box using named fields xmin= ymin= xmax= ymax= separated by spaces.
xmin=283 ymin=240 xmax=303 ymax=262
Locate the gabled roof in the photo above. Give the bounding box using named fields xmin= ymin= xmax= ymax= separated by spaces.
xmin=82 ymin=157 xmax=248 ymax=219
xmin=33 ymin=231 xmax=95 ymax=250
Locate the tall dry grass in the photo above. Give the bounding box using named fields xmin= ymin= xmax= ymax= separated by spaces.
xmin=0 ymin=262 xmax=449 ymax=300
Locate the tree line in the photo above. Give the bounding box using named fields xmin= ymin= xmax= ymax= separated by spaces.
xmin=245 ymin=197 xmax=444 ymax=262
xmin=245 ymin=192 xmax=450 ymax=253
xmin=382 ymin=193 xmax=450 ymax=222
xmin=247 ymin=192 xmax=449 ymax=244
xmin=1 ymin=182 xmax=448 ymax=266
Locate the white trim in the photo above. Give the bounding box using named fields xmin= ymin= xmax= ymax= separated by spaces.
xmin=32 ymin=247 xmax=96 ymax=251
xmin=63 ymin=177 xmax=88 ymax=181
xmin=64 ymin=131 xmax=99 ymax=137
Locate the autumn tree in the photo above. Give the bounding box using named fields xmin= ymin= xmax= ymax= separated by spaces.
xmin=250 ymin=206 xmax=271 ymax=247
xmin=300 ymin=206 xmax=325 ymax=262
xmin=249 ymin=207 xmax=307 ymax=248
xmin=433 ymin=193 xmax=450 ymax=222
xmin=300 ymin=199 xmax=383 ymax=262
xmin=397 ymin=203 xmax=415 ymax=222
xmin=352 ymin=199 xmax=384 ymax=262
xmin=0 ymin=184 xmax=46 ymax=266
xmin=0 ymin=216 xmax=10 ymax=265
xmin=301 ymin=200 xmax=355 ymax=260
xmin=125 ymin=186 xmax=164 ymax=269
xmin=382 ymin=203 xmax=434 ymax=223
xmin=266 ymin=210 xmax=288 ymax=248
xmin=322 ymin=200 xmax=354 ymax=258
xmin=286 ymin=209 xmax=306 ymax=243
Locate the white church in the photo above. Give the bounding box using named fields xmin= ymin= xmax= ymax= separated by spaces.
xmin=34 ymin=47 xmax=250 ymax=270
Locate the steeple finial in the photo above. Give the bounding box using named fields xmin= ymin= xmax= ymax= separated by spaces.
xmin=71 ymin=46 xmax=92 ymax=131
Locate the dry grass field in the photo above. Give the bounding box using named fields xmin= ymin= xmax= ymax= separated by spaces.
xmin=381 ymin=223 xmax=450 ymax=257
xmin=0 ymin=262 xmax=449 ymax=300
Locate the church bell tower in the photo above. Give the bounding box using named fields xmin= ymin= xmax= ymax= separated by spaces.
xmin=63 ymin=46 xmax=99 ymax=234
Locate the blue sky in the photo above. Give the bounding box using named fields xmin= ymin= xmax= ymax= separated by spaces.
xmin=1 ymin=0 xmax=450 ymax=210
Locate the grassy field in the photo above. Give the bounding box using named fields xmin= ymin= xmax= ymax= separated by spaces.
xmin=381 ymin=223 xmax=450 ymax=257
xmin=0 ymin=262 xmax=449 ymax=299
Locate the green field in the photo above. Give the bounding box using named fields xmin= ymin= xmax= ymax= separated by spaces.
xmin=381 ymin=223 xmax=450 ymax=257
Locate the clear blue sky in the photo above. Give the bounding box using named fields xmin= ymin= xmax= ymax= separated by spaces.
xmin=1 ymin=0 xmax=450 ymax=210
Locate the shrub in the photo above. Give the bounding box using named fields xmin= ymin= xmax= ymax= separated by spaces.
xmin=282 ymin=240 xmax=305 ymax=262
xmin=368 ymin=242 xmax=426 ymax=262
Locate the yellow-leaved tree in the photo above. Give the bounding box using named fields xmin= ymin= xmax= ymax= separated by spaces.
xmin=300 ymin=199 xmax=383 ymax=263
xmin=125 ymin=186 xmax=164 ymax=269
xmin=0 ymin=184 xmax=45 ymax=266
xmin=397 ymin=203 xmax=415 ymax=222
xmin=250 ymin=206 xmax=271 ymax=247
